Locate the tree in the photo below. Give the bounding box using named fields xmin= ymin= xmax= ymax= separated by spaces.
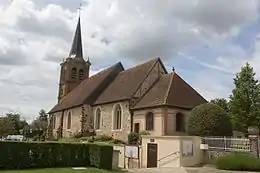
xmin=229 ymin=63 xmax=260 ymax=133
xmin=5 ymin=112 xmax=28 ymax=135
xmin=0 ymin=117 xmax=16 ymax=137
xmin=38 ymin=109 xmax=48 ymax=122
xmin=210 ymin=98 xmax=230 ymax=114
xmin=187 ymin=103 xmax=233 ymax=136
xmin=27 ymin=109 xmax=49 ymax=141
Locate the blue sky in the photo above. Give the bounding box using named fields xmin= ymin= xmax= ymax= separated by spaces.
xmin=0 ymin=0 xmax=260 ymax=121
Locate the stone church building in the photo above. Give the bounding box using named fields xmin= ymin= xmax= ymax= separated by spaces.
xmin=48 ymin=17 xmax=207 ymax=140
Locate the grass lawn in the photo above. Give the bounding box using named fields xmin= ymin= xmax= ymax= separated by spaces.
xmin=0 ymin=168 xmax=123 ymax=173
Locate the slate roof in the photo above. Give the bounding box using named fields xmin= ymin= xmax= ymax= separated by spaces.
xmin=49 ymin=62 xmax=124 ymax=113
xmin=93 ymin=58 xmax=160 ymax=105
xmin=132 ymin=72 xmax=208 ymax=110
xmin=69 ymin=17 xmax=83 ymax=59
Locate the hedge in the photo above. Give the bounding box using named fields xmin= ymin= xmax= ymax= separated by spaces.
xmin=215 ymin=153 xmax=260 ymax=171
xmin=0 ymin=141 xmax=113 ymax=170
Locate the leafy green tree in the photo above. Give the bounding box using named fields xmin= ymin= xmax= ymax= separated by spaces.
xmin=5 ymin=112 xmax=28 ymax=135
xmin=187 ymin=103 xmax=233 ymax=136
xmin=27 ymin=109 xmax=48 ymax=141
xmin=38 ymin=109 xmax=48 ymax=122
xmin=211 ymin=98 xmax=230 ymax=114
xmin=229 ymin=63 xmax=260 ymax=133
xmin=0 ymin=117 xmax=16 ymax=137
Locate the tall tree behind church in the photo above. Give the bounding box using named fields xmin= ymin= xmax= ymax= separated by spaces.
xmin=39 ymin=109 xmax=48 ymax=122
xmin=210 ymin=98 xmax=230 ymax=114
xmin=229 ymin=63 xmax=260 ymax=133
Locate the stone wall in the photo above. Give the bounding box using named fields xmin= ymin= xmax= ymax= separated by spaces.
xmin=166 ymin=108 xmax=189 ymax=136
xmin=92 ymin=101 xmax=131 ymax=141
xmin=133 ymin=108 xmax=165 ymax=136
xmin=52 ymin=104 xmax=92 ymax=138
xmin=132 ymin=107 xmax=190 ymax=136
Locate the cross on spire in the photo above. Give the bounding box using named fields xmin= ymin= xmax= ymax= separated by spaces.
xmin=77 ymin=3 xmax=82 ymax=17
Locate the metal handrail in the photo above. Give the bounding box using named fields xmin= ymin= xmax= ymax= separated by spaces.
xmin=157 ymin=151 xmax=180 ymax=162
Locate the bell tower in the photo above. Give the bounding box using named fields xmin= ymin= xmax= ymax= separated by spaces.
xmin=58 ymin=16 xmax=91 ymax=102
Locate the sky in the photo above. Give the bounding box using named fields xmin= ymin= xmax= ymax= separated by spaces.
xmin=0 ymin=0 xmax=260 ymax=121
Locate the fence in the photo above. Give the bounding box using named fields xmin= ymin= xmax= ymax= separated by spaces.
xmin=201 ymin=137 xmax=251 ymax=152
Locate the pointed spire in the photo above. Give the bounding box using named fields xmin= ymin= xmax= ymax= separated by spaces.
xmin=69 ymin=16 xmax=83 ymax=59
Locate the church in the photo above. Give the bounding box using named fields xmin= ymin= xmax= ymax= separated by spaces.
xmin=48 ymin=17 xmax=207 ymax=140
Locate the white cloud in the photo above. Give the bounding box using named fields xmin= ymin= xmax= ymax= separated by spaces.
xmin=0 ymin=0 xmax=259 ymax=121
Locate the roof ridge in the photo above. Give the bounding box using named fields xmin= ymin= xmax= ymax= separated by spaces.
xmin=163 ymin=73 xmax=175 ymax=104
xmin=122 ymin=57 xmax=159 ymax=72
xmin=89 ymin=62 xmax=122 ymax=77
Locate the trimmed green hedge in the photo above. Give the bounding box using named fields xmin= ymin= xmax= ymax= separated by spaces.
xmin=0 ymin=141 xmax=113 ymax=170
xmin=215 ymin=153 xmax=260 ymax=171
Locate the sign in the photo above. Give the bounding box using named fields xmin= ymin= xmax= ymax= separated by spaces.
xmin=249 ymin=135 xmax=258 ymax=138
xmin=182 ymin=140 xmax=193 ymax=156
xmin=200 ymin=144 xmax=209 ymax=150
xmin=125 ymin=145 xmax=139 ymax=159
xmin=150 ymin=138 xmax=155 ymax=142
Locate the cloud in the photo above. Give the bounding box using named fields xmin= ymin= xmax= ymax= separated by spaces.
xmin=0 ymin=0 xmax=259 ymax=121
xmin=0 ymin=46 xmax=28 ymax=66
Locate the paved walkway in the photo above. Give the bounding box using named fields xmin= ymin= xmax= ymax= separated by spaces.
xmin=128 ymin=166 xmax=259 ymax=173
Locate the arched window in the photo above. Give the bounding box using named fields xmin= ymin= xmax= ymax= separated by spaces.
xmin=79 ymin=69 xmax=84 ymax=80
xmin=71 ymin=67 xmax=77 ymax=79
xmin=176 ymin=113 xmax=185 ymax=132
xmin=67 ymin=112 xmax=72 ymax=129
xmin=113 ymin=104 xmax=122 ymax=130
xmin=95 ymin=108 xmax=101 ymax=130
xmin=146 ymin=112 xmax=154 ymax=130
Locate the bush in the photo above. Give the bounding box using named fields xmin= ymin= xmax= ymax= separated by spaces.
xmin=110 ymin=139 xmax=125 ymax=145
xmin=187 ymin=103 xmax=233 ymax=136
xmin=139 ymin=131 xmax=150 ymax=135
xmin=96 ymin=135 xmax=113 ymax=142
xmin=215 ymin=153 xmax=260 ymax=171
xmin=73 ymin=130 xmax=96 ymax=139
xmin=128 ymin=132 xmax=140 ymax=145
xmin=0 ymin=141 xmax=113 ymax=170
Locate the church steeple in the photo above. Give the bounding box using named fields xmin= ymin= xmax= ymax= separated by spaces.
xmin=57 ymin=15 xmax=91 ymax=103
xmin=69 ymin=17 xmax=83 ymax=59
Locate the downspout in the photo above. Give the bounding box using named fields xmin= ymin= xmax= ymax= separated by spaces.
xmin=129 ymin=100 xmax=135 ymax=133
xmin=130 ymin=110 xmax=133 ymax=133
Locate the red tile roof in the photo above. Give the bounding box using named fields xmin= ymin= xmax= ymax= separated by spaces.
xmin=132 ymin=72 xmax=207 ymax=109
xmin=93 ymin=58 xmax=159 ymax=105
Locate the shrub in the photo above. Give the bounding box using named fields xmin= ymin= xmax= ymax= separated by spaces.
xmin=128 ymin=132 xmax=140 ymax=145
xmin=215 ymin=153 xmax=260 ymax=171
xmin=96 ymin=135 xmax=113 ymax=142
xmin=187 ymin=103 xmax=233 ymax=136
xmin=73 ymin=130 xmax=96 ymax=139
xmin=110 ymin=139 xmax=125 ymax=145
xmin=0 ymin=141 xmax=113 ymax=170
xmin=139 ymin=131 xmax=150 ymax=135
